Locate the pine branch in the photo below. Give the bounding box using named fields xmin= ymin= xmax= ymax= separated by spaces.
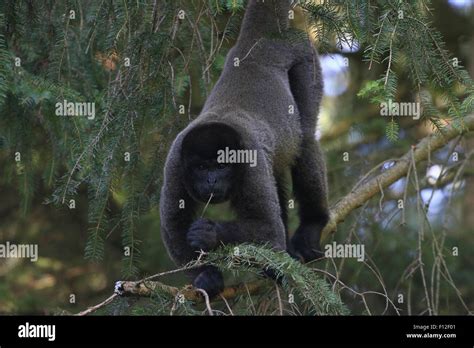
xmin=321 ymin=114 xmax=474 ymax=241
xmin=77 ymin=244 xmax=349 ymax=315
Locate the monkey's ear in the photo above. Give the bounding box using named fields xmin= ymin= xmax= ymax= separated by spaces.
xmin=181 ymin=122 xmax=243 ymax=159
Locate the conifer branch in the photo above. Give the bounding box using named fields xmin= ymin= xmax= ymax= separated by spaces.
xmin=77 ymin=244 xmax=349 ymax=315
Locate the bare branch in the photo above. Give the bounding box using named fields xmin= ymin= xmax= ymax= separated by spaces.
xmin=76 ymin=294 xmax=118 ymax=316
xmin=115 ymin=279 xmax=267 ymax=302
xmin=321 ymin=115 xmax=474 ymax=241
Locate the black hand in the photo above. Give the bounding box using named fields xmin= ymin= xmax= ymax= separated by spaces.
xmin=187 ymin=218 xmax=219 ymax=251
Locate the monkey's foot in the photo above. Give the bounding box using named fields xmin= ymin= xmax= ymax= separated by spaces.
xmin=193 ymin=266 xmax=224 ymax=298
xmin=290 ymin=223 xmax=325 ymax=263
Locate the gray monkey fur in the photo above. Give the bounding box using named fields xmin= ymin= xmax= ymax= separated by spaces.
xmin=159 ymin=0 xmax=329 ymax=268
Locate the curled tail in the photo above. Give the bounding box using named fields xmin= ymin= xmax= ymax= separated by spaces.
xmin=238 ymin=0 xmax=291 ymax=44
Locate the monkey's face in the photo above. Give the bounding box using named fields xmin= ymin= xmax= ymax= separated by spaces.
xmin=185 ymin=157 xmax=237 ymax=203
xmin=181 ymin=122 xmax=244 ymax=204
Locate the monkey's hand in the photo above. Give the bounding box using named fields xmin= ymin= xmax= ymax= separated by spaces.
xmin=290 ymin=223 xmax=324 ymax=263
xmin=187 ymin=218 xmax=219 ymax=251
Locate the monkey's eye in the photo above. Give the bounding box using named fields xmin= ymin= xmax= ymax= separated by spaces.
xmin=197 ymin=164 xmax=207 ymax=170
xmin=217 ymin=163 xmax=227 ymax=169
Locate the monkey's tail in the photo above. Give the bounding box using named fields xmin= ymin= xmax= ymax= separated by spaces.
xmin=238 ymin=0 xmax=291 ymax=43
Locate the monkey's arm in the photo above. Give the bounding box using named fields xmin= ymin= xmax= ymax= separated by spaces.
xmin=159 ymin=139 xmax=199 ymax=266
xmin=160 ymin=150 xmax=226 ymax=297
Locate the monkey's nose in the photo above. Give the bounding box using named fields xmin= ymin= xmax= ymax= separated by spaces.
xmin=207 ymin=177 xmax=217 ymax=185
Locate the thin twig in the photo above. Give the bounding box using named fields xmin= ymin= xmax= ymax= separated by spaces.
xmin=201 ymin=193 xmax=214 ymax=217
xmin=275 ymin=284 xmax=283 ymax=316
xmin=76 ymin=294 xmax=118 ymax=316
xmin=195 ymin=289 xmax=214 ymax=316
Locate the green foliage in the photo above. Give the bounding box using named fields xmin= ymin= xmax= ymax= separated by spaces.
xmin=109 ymin=243 xmax=349 ymax=316
xmin=385 ymin=118 xmax=399 ymax=142
xmin=206 ymin=244 xmax=349 ymax=315
xmin=209 ymin=0 xmax=245 ymax=14
xmin=302 ymin=0 xmax=473 ymax=137
xmin=0 ymin=14 xmax=10 ymax=107
xmin=357 ymin=79 xmax=385 ymax=103
xmin=0 ymin=0 xmax=242 ymax=274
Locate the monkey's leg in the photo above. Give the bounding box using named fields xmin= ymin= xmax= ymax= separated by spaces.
xmin=288 ymin=50 xmax=329 ymax=262
xmin=257 ymin=171 xmax=289 ymax=282
xmin=291 ymin=138 xmax=329 ymax=262
xmin=288 ymin=50 xmax=323 ymax=132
